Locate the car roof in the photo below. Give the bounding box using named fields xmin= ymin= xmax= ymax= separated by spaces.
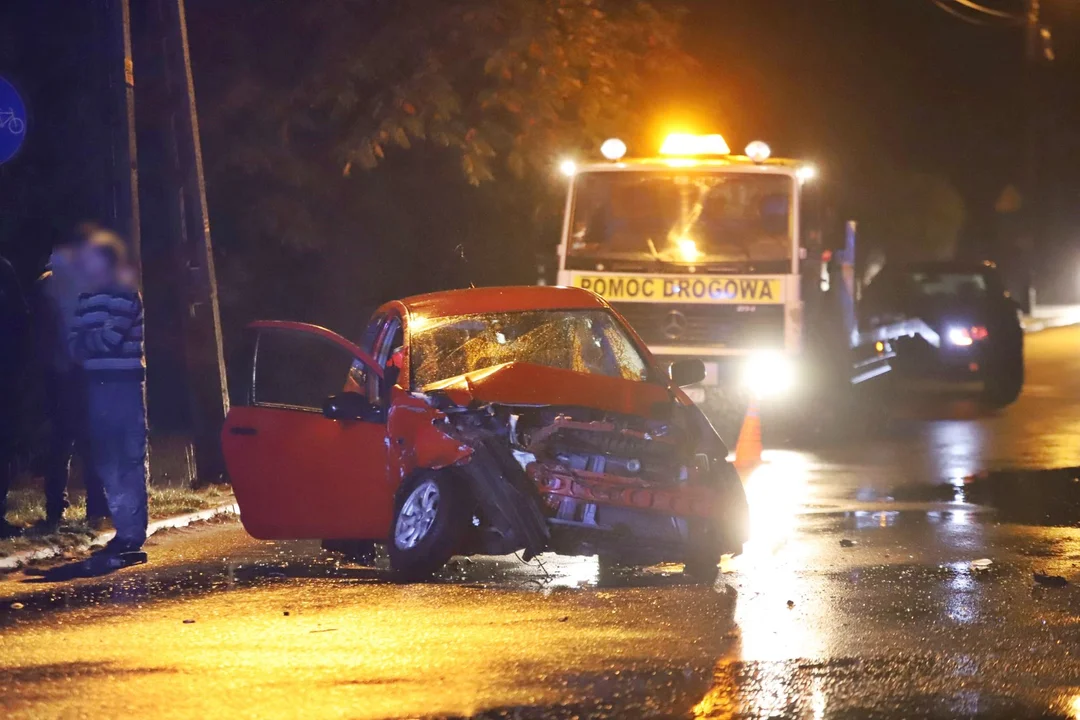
xmin=894 ymin=260 xmax=998 ymax=274
xmin=399 ymin=285 xmax=608 ymax=318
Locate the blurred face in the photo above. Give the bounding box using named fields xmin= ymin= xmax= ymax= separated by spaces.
xmin=79 ymin=245 xmax=115 ymax=289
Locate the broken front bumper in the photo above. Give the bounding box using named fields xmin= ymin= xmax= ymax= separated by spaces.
xmin=528 ymin=463 xmax=730 ymax=565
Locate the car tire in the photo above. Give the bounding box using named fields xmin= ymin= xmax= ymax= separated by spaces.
xmin=981 ymin=337 xmax=1023 ymax=408
xmin=714 ymin=462 xmax=750 ymax=556
xmin=683 ymin=552 xmax=721 ymax=586
xmin=387 ymin=472 xmax=469 ymax=581
xmin=682 ymin=513 xmax=724 ymax=586
xmin=597 ymin=554 xmax=628 ymax=585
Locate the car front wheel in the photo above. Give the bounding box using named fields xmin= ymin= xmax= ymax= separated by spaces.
xmin=387 ymin=472 xmax=468 ymax=581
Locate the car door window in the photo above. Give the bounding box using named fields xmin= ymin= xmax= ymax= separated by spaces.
xmin=359 ymin=313 xmax=386 ymax=357
xmin=254 ymin=330 xmax=360 ymax=411
xmin=373 ymin=316 xmax=405 ymax=400
xmin=343 ymin=358 xmax=369 ymax=395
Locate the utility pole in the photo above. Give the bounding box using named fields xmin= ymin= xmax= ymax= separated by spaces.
xmin=155 ymin=0 xmax=230 ymax=482
xmin=130 ymin=0 xmax=229 ymax=485
xmin=110 ymin=0 xmax=141 ymax=272
xmin=934 ymin=0 xmax=1052 ymax=311
xmin=1019 ymin=0 xmax=1056 ymax=312
xmin=1021 ymin=0 xmax=1041 ymax=312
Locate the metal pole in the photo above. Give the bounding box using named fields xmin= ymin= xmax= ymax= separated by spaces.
xmin=1022 ymin=0 xmax=1040 ymax=312
xmin=156 ymin=0 xmax=230 ymax=481
xmin=111 ymin=0 xmax=142 ymax=273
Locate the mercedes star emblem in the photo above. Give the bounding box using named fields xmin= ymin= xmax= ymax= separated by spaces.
xmin=662 ymin=310 xmax=688 ymax=340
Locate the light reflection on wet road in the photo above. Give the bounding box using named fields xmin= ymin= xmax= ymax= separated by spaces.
xmin=2 ymin=326 xmax=1080 ymax=718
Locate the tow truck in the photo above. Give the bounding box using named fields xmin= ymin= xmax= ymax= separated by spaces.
xmin=554 ymin=134 xmax=831 ymax=414
xmin=553 ymin=133 xmax=1023 ymax=418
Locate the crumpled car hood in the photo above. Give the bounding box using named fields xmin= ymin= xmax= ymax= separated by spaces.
xmin=420 ymin=362 xmax=674 ymax=418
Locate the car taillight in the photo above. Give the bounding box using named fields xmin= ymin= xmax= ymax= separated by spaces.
xmin=947 ymin=325 xmax=989 ymax=347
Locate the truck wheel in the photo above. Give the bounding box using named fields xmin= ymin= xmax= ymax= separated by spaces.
xmin=387 ymin=472 xmax=469 ymax=581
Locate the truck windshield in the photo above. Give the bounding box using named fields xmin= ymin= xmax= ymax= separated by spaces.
xmin=568 ymin=170 xmax=793 ymax=265
xmin=410 ymin=309 xmax=650 ymax=388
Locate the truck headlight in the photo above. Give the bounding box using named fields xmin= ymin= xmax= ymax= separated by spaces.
xmin=743 ymin=351 xmax=795 ymax=397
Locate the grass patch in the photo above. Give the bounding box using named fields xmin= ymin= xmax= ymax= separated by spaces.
xmin=0 ymin=484 xmax=233 ymax=560
xmin=146 ymin=485 xmax=234 ymax=517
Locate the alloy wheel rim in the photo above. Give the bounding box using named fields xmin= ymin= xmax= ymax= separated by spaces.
xmin=394 ymin=479 xmax=440 ymax=550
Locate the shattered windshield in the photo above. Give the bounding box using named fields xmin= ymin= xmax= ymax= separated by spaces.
xmin=568 ymin=170 xmax=793 ymax=264
xmin=410 ymin=309 xmax=650 ymax=388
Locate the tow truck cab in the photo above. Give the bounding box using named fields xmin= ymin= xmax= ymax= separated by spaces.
xmin=555 ymin=134 xmax=826 ymax=409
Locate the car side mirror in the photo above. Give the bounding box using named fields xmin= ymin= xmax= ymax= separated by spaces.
xmin=668 ymin=359 xmax=706 ymax=388
xmin=323 ymin=391 xmax=376 ymax=421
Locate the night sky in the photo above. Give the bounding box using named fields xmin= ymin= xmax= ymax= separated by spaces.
xmin=1 ymin=1 xmax=1078 ymax=299
xmin=675 ymin=0 xmax=1079 ymax=262
xmin=702 ymin=1 xmax=1079 ymax=296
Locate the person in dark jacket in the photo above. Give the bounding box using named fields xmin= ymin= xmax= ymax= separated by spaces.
xmin=0 ymin=253 xmax=28 ymax=537
xmin=34 ymin=224 xmax=110 ymax=529
xmin=69 ymin=236 xmax=147 ymax=557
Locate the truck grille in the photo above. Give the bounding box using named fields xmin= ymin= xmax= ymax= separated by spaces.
xmin=612 ymin=303 xmax=785 ymax=349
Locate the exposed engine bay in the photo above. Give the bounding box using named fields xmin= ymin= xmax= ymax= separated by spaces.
xmin=427 ymin=393 xmax=748 ymax=567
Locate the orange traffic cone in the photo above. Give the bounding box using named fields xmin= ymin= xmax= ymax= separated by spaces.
xmin=733 ymin=398 xmax=763 ymax=470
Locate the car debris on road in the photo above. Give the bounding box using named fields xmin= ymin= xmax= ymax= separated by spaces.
xmin=1033 ymin=572 xmax=1068 ymax=588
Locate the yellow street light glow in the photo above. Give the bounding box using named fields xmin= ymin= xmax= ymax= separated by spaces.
xmin=676 ymin=237 xmax=701 ymax=262
xmin=600 ymin=138 xmax=627 ymax=161
xmin=409 ymin=315 xmax=433 ymax=332
xmin=559 ymin=159 xmax=577 ymax=177
xmin=659 ymin=133 xmax=730 ymax=157
xmin=796 ymin=165 xmax=817 ymax=183
xmin=745 ymin=140 xmax=771 ymax=163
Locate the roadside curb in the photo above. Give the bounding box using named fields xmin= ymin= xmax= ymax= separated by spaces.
xmin=1023 ymin=318 xmax=1080 ymax=333
xmin=1022 ymin=306 xmax=1080 ymax=334
xmin=0 ymin=501 xmax=240 ymax=571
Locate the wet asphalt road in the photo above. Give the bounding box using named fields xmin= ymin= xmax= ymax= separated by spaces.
xmin=3 ymin=326 xmax=1080 ymax=719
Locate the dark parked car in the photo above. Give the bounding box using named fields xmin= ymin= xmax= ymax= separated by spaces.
xmin=859 ymin=260 xmax=1024 ymax=406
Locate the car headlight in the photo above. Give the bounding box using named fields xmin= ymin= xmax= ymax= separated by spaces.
xmin=742 ymin=351 xmax=795 ymax=397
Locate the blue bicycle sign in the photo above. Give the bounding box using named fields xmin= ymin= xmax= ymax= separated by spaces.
xmin=0 ymin=77 xmax=27 ymax=165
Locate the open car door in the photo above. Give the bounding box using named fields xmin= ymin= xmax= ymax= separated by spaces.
xmin=222 ymin=321 xmax=394 ymax=541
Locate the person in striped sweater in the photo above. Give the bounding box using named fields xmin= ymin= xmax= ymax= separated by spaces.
xmin=69 ymin=235 xmax=148 ymax=558
xmin=34 ymin=224 xmax=111 ymax=530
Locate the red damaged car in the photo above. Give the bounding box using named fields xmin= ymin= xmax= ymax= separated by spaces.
xmin=221 ymin=286 xmax=748 ymax=581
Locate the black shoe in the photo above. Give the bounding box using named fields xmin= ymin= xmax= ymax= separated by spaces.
xmin=0 ymin=520 xmax=22 ymax=539
xmin=94 ymin=537 xmax=143 ymax=556
xmin=75 ymin=549 xmax=148 ymax=576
